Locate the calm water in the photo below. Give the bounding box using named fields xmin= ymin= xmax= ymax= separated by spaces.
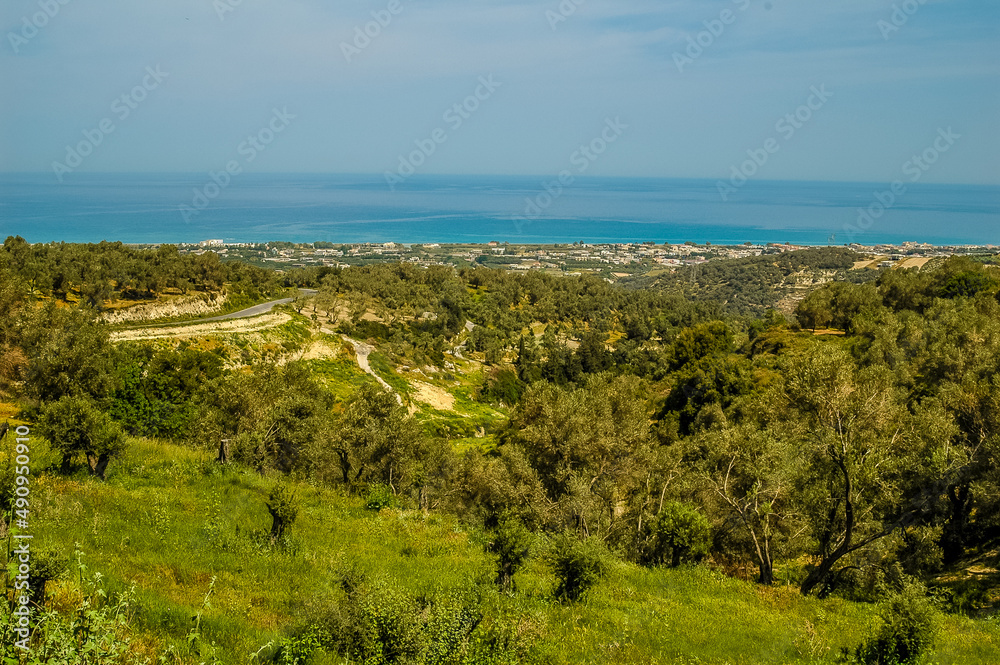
xmin=0 ymin=173 xmax=997 ymax=246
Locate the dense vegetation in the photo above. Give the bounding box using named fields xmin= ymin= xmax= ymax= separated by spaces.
xmin=0 ymin=236 xmax=279 ymax=307
xmin=0 ymin=239 xmax=997 ymax=663
xmin=628 ymin=246 xmax=865 ymax=314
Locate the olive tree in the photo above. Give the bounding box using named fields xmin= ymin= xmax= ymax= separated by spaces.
xmin=330 ymin=382 xmax=424 ymax=494
xmin=697 ymin=413 xmax=806 ymax=585
xmin=37 ymin=396 xmax=126 ymax=480
xmin=786 ymin=345 xmax=942 ymax=596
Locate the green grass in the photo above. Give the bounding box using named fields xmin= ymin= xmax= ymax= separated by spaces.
xmin=18 ymin=436 xmax=999 ymax=664
xmin=394 ymin=362 xmax=508 ymax=439
xmin=30 ymin=439 xmax=487 ymax=659
xmin=306 ymin=357 xmax=373 ymax=401
xmin=368 ymin=351 xmax=413 ymax=398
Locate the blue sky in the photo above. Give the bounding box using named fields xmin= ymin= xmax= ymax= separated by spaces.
xmin=1 ymin=0 xmax=998 ymax=184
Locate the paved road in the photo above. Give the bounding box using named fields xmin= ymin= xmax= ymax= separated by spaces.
xmin=196 ymin=289 xmax=318 ymax=323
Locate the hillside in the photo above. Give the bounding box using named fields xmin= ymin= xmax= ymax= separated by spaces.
xmin=624 ymin=247 xmax=871 ymax=316
xmin=7 ymin=436 xmax=998 ymax=663
xmin=1 ymin=240 xmax=999 ymax=664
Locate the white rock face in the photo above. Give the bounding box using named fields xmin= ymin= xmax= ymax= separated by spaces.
xmin=100 ymin=293 xmax=227 ymax=324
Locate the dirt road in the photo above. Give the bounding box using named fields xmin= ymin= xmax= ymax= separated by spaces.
xmin=327 ymin=329 xmax=402 ymax=404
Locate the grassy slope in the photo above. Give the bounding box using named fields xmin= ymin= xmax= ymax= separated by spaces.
xmin=24 ymin=437 xmax=999 ymax=664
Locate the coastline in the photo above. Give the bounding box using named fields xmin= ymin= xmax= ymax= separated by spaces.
xmin=2 ymin=173 xmax=997 ymax=247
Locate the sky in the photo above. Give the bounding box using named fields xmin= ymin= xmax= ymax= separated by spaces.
xmin=1 ymin=0 xmax=998 ymax=184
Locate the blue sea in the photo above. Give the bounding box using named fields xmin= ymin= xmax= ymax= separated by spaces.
xmin=0 ymin=173 xmax=997 ymax=246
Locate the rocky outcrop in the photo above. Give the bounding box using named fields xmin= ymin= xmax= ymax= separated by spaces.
xmin=100 ymin=293 xmax=227 ymax=324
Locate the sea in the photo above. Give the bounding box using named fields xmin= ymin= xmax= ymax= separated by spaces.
xmin=0 ymin=173 xmax=997 ymax=246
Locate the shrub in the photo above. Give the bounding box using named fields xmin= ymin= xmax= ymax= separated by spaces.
xmin=266 ymin=484 xmax=299 ymax=543
xmin=936 ymin=578 xmax=990 ymax=616
xmin=0 ymin=561 xmax=146 ymax=664
xmin=545 ymin=533 xmax=609 ymax=602
xmin=484 ymin=512 xmax=533 ymax=592
xmin=479 ymin=368 xmax=524 ymax=406
xmin=274 ymin=627 xmax=328 ymax=665
xmin=364 ymin=483 xmax=397 ymax=511
xmin=28 ymin=548 xmax=68 ymax=607
xmin=641 ymin=501 xmax=711 ymax=567
xmin=304 ymin=577 xmax=541 ymax=664
xmin=854 ymin=583 xmax=938 ymax=665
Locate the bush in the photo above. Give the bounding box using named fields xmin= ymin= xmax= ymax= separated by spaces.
xmin=545 ymin=533 xmax=609 ymax=602
xmin=479 ymin=368 xmax=524 ymax=406
xmin=364 ymin=483 xmax=398 ymax=511
xmin=0 ymin=559 xmax=146 ymax=664
xmin=641 ymin=502 xmax=711 ymax=567
xmin=266 ymin=484 xmax=299 ymax=543
xmin=854 ymin=583 xmax=938 ymax=665
xmin=484 ymin=512 xmax=533 ymax=592
xmin=642 ymin=501 xmax=712 ymax=568
xmin=936 ymin=578 xmax=991 ymax=616
xmin=304 ymin=577 xmax=541 ymax=664
xmin=28 ymin=548 xmax=68 ymax=607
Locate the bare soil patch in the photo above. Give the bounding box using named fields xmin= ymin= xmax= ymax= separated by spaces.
xmin=411 ymin=381 xmax=455 ymax=411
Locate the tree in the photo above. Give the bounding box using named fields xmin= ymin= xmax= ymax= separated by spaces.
xmin=938 ymin=267 xmax=999 ymax=300
xmin=503 ymin=375 xmax=653 ymax=539
xmin=936 ymin=374 xmax=1000 ymax=563
xmin=785 ymin=345 xmax=936 ymax=596
xmin=697 ymin=417 xmax=804 ymax=585
xmin=18 ymin=304 xmax=116 ymax=403
xmin=669 ymin=321 xmax=733 ymax=370
xmin=658 ymin=353 xmax=755 ymax=436
xmin=640 ymin=501 xmax=711 ymax=568
xmin=266 ymin=484 xmax=299 ymax=543
xmin=331 ymin=382 xmax=423 ymax=493
xmin=37 ymin=396 xmax=126 ymax=480
xmin=108 ymin=345 xmax=224 ymax=438
xmin=795 ymin=289 xmax=833 ymax=331
xmin=196 ymin=362 xmax=331 ymax=474
xmin=577 ymin=330 xmax=611 ymax=374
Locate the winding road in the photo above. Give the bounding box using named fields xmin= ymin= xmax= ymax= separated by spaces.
xmin=195 ymin=289 xmax=317 ymax=322
xmin=321 ymin=327 xmax=402 ymax=404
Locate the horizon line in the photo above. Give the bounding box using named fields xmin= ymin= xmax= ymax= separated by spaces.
xmin=1 ymin=172 xmax=998 ymax=189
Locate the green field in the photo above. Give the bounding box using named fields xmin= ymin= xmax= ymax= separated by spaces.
xmin=10 ymin=436 xmax=997 ymax=664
